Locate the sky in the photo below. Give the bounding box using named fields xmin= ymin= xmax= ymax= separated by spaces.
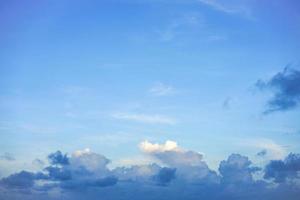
xmin=0 ymin=0 xmax=300 ymax=199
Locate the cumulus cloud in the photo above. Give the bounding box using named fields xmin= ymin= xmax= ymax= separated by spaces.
xmin=264 ymin=153 xmax=300 ymax=183
xmin=0 ymin=148 xmax=118 ymax=196
xmin=154 ymin=167 xmax=176 ymax=186
xmin=256 ymin=67 xmax=300 ymax=113
xmin=71 ymin=148 xmax=110 ymax=174
xmin=48 ymin=151 xmax=69 ymax=166
xmin=113 ymin=163 xmax=161 ymax=183
xmin=1 ymin=141 xmax=300 ymax=200
xmin=0 ymin=171 xmax=46 ymax=189
xmin=219 ymin=154 xmax=261 ymax=184
xmin=140 ymin=140 xmax=218 ymax=184
xmin=140 ymin=140 xmax=180 ymax=153
xmin=140 ymin=140 xmax=204 ymax=167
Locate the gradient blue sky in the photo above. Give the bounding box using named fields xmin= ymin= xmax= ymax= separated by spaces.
xmin=0 ymin=0 xmax=300 ymax=177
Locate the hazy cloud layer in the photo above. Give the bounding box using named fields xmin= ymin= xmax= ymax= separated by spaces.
xmin=0 ymin=152 xmax=15 ymax=161
xmin=112 ymin=113 xmax=176 ymax=125
xmin=0 ymin=141 xmax=300 ymax=200
xmin=149 ymin=82 xmax=176 ymax=96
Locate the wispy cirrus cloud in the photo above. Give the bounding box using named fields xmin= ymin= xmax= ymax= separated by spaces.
xmin=155 ymin=12 xmax=204 ymax=42
xmin=149 ymin=82 xmax=176 ymax=96
xmin=112 ymin=113 xmax=176 ymax=125
xmin=198 ymin=0 xmax=254 ymax=18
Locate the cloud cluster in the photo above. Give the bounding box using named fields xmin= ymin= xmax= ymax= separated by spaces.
xmin=140 ymin=140 xmax=217 ymax=184
xmin=1 ymin=141 xmax=300 ymax=200
xmin=264 ymin=153 xmax=300 ymax=183
xmin=219 ymin=154 xmax=261 ymax=184
xmin=256 ymin=67 xmax=300 ymax=113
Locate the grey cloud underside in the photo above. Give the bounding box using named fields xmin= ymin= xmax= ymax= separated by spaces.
xmin=0 ymin=152 xmax=15 ymax=161
xmin=256 ymin=67 xmax=300 ymax=113
xmin=1 ymin=149 xmax=300 ymax=200
xmin=257 ymin=149 xmax=267 ymax=157
xmin=264 ymin=153 xmax=300 ymax=183
xmin=48 ymin=151 xmax=70 ymax=166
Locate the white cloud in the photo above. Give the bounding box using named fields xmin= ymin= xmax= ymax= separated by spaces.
xmin=139 ymin=140 xmax=180 ymax=153
xmin=139 ymin=140 xmax=218 ymax=183
xmin=198 ymin=0 xmax=253 ymax=18
xmin=71 ymin=148 xmax=110 ymax=175
xmin=112 ymin=113 xmax=176 ymax=125
xmin=149 ymin=82 xmax=176 ymax=96
xmin=139 ymin=140 xmax=205 ymax=167
xmin=198 ymin=0 xmax=236 ymax=13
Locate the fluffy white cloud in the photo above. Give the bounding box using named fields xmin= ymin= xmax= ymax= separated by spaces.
xmin=71 ymin=148 xmax=110 ymax=175
xmin=139 ymin=140 xmax=217 ymax=183
xmin=139 ymin=140 xmax=180 ymax=153
xmin=140 ymin=140 xmax=203 ymax=166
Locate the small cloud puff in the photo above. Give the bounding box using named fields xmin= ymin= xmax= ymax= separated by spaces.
xmin=256 ymin=66 xmax=300 ymax=114
xmin=139 ymin=140 xmax=180 ymax=153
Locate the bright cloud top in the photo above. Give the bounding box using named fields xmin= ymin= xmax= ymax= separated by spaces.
xmin=140 ymin=140 xmax=180 ymax=153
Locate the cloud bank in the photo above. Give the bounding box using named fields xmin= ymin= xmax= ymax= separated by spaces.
xmin=1 ymin=141 xmax=300 ymax=200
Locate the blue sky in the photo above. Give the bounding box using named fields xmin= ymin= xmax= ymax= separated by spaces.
xmin=0 ymin=1 xmax=300 ymax=199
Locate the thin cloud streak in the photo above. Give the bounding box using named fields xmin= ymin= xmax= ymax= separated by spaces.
xmin=149 ymin=82 xmax=176 ymax=96
xmin=112 ymin=113 xmax=177 ymax=125
xmin=197 ymin=0 xmax=254 ymax=19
